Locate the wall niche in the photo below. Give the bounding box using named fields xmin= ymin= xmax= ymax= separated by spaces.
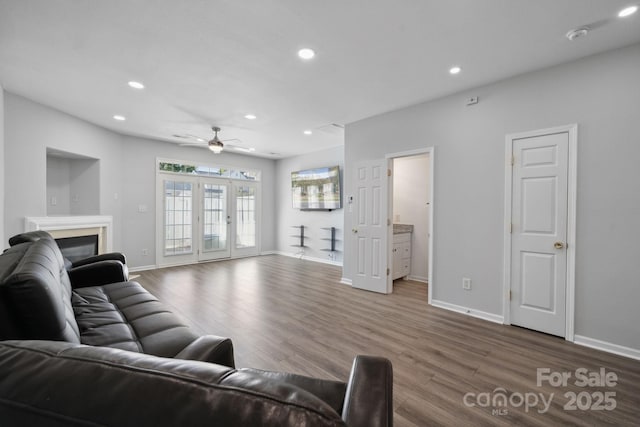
xmin=46 ymin=148 xmax=100 ymax=216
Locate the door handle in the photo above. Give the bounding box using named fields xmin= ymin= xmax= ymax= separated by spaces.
xmin=352 ymin=228 xmax=358 ymax=234
xmin=554 ymin=242 xmax=564 ymax=249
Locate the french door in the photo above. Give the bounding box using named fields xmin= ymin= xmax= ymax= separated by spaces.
xmin=157 ymin=176 xmax=259 ymax=267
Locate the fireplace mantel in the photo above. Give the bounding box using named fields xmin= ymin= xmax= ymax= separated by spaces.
xmin=24 ymin=216 xmax=113 ymax=253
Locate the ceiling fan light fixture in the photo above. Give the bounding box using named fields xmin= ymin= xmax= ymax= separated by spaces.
xmin=209 ymin=141 xmax=224 ymax=153
xmin=208 ymin=126 xmax=224 ymax=153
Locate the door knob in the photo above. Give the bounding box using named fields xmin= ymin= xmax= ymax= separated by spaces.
xmin=554 ymin=242 xmax=564 ymax=249
xmin=352 ymin=228 xmax=358 ymax=233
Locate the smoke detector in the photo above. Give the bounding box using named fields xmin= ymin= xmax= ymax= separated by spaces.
xmin=566 ymin=27 xmax=590 ymax=41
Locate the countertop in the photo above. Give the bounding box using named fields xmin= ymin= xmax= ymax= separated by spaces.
xmin=393 ymin=224 xmax=414 ymax=234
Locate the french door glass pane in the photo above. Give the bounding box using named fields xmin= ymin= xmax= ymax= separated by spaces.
xmin=164 ymin=180 xmax=193 ymax=255
xmin=235 ymin=185 xmax=256 ymax=249
xmin=203 ymin=184 xmax=227 ymax=252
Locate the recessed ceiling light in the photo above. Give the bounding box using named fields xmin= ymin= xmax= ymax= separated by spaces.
xmin=566 ymin=27 xmax=590 ymax=41
xmin=618 ymin=5 xmax=638 ymax=17
xmin=244 ymin=114 xmax=257 ymax=120
xmin=449 ymin=66 xmax=462 ymax=75
xmin=127 ymin=81 xmax=145 ymax=89
xmin=303 ymin=130 xmax=313 ymax=135
xmin=298 ymin=48 xmax=315 ymax=60
xmin=113 ymin=115 xmax=126 ymax=121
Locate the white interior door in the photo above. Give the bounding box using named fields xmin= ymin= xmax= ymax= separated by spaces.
xmin=352 ymin=159 xmax=390 ymax=294
xmin=510 ymin=131 xmax=569 ymax=337
xmin=231 ymin=181 xmax=260 ymax=258
xmin=199 ymin=181 xmax=231 ymax=261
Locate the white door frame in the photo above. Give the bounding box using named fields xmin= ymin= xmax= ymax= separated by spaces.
xmin=502 ymin=124 xmax=577 ymax=341
xmin=386 ymin=146 xmax=435 ymax=304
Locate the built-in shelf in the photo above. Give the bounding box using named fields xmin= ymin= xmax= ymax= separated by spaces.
xmin=290 ymin=225 xmax=306 ymax=248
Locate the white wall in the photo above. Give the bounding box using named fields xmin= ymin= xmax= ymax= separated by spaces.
xmin=4 ymin=93 xmax=124 ymax=248
xmin=344 ymin=43 xmax=640 ymax=351
xmin=46 ymin=156 xmax=72 ymax=215
xmin=0 ymin=85 xmax=4 ymax=249
xmin=275 ymin=146 xmax=344 ymax=264
xmin=3 ymin=93 xmax=277 ymax=268
xmin=393 ymin=154 xmax=429 ymax=281
xmin=69 ymin=158 xmax=100 ymax=215
xmin=46 ymin=157 xmax=100 ymax=216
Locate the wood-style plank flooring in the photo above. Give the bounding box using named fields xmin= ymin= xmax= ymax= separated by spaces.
xmin=137 ymin=255 xmax=640 ymax=426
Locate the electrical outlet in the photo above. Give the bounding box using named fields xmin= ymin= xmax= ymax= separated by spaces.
xmin=141 ymin=249 xmax=148 ymax=256
xmin=466 ymin=96 xmax=479 ymax=106
xmin=462 ymin=278 xmax=472 ymax=290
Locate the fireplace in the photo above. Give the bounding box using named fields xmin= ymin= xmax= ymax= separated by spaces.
xmin=55 ymin=234 xmax=99 ymax=263
xmin=24 ymin=216 xmax=113 ymax=254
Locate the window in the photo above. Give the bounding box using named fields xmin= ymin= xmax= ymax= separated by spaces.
xmin=164 ymin=180 xmax=193 ymax=255
xmin=159 ymin=161 xmax=260 ymax=181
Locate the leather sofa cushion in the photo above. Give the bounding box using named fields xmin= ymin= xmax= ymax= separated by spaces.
xmin=0 ymin=239 xmax=80 ymax=343
xmin=73 ymin=281 xmax=199 ymax=358
xmin=0 ymin=340 xmax=346 ymax=427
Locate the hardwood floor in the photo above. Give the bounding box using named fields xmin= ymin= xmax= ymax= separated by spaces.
xmin=137 ymin=255 xmax=640 ymax=426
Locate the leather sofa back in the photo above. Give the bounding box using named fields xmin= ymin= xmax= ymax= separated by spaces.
xmin=0 ymin=239 xmax=80 ymax=342
xmin=0 ymin=340 xmax=348 ymax=427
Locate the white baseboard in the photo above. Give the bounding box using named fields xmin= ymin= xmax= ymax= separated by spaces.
xmin=275 ymin=251 xmax=342 ymax=267
xmin=407 ymin=275 xmax=428 ymax=283
xmin=260 ymin=250 xmax=278 ymax=255
xmin=128 ymin=264 xmax=157 ymax=273
xmin=431 ymin=299 xmax=504 ymax=324
xmin=340 ymin=277 xmax=352 ymax=286
xmin=574 ymin=335 xmax=640 ymax=361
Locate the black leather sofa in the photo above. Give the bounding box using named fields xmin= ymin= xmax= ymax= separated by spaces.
xmin=0 ymin=232 xmax=394 ymax=426
xmin=0 ymin=340 xmax=393 ymax=426
xmin=0 ymin=232 xmax=234 ymax=366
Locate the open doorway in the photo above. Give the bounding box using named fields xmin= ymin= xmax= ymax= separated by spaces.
xmin=388 ymin=148 xmax=433 ymax=301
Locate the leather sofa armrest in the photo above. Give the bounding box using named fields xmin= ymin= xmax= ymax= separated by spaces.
xmin=239 ymin=368 xmax=348 ymax=415
xmin=175 ymin=335 xmax=235 ymax=368
xmin=342 ymin=355 xmax=393 ymax=427
xmin=71 ymin=252 xmax=127 ymax=268
xmin=68 ymin=260 xmax=128 ymax=288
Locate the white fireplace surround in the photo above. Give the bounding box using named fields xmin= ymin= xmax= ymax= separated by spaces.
xmin=24 ymin=216 xmax=113 ymax=254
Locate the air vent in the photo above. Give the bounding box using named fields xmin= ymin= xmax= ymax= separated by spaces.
xmin=316 ymin=123 xmax=345 ymax=136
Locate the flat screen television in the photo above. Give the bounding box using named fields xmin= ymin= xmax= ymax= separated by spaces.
xmin=291 ymin=165 xmax=342 ymax=210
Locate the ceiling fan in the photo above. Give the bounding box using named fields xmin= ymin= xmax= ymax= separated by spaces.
xmin=178 ymin=126 xmax=240 ymax=154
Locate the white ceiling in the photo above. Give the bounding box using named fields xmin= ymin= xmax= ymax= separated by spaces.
xmin=1 ymin=0 xmax=639 ymax=158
